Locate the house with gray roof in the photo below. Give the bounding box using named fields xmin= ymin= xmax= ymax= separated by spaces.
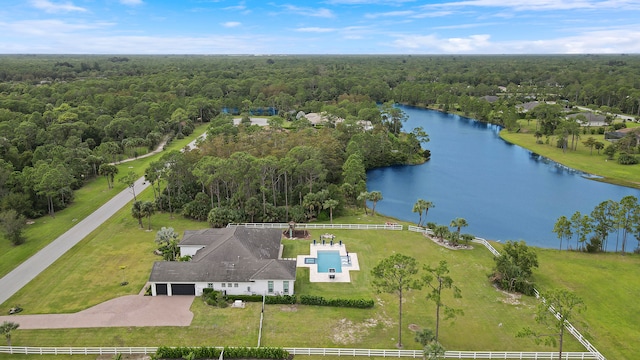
xmin=149 ymin=226 xmax=296 ymax=296
xmin=567 ymin=112 xmax=607 ymax=127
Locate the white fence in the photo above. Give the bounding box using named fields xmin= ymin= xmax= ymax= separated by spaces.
xmin=0 ymin=346 xmax=600 ymax=359
xmin=229 ymin=223 xmax=403 ymax=230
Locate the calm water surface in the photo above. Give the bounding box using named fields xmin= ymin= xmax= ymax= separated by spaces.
xmin=367 ymin=105 xmax=640 ymax=249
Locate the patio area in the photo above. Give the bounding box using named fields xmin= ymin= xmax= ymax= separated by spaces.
xmin=296 ymin=241 xmax=360 ymax=283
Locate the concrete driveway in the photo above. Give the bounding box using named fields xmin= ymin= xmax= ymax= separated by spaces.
xmin=0 ymin=295 xmax=194 ymax=329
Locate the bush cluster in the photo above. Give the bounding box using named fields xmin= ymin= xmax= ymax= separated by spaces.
xmin=202 ymin=291 xmax=372 ymax=309
xmin=156 ymin=346 xmax=289 ymax=359
xmin=299 ymin=295 xmax=374 ymax=308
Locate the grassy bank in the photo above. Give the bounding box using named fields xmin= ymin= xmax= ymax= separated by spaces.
xmin=500 ymin=120 xmax=640 ymax=189
xmin=3 ymin=210 xmax=603 ymax=354
xmin=0 ymin=125 xmax=208 ymax=279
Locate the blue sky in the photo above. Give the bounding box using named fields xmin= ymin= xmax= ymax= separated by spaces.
xmin=1 ymin=0 xmax=640 ymax=54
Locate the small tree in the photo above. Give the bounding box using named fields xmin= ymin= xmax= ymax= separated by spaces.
xmin=371 ymin=253 xmax=422 ymax=348
xmin=552 ymin=215 xmax=572 ymax=251
xmin=491 ymin=240 xmax=539 ymax=295
xmin=155 ymin=227 xmax=180 ymax=261
xmin=98 ymin=163 xmax=118 ymax=189
xmin=423 ymin=260 xmax=463 ymax=342
xmin=424 ymin=341 xmax=446 ymax=360
xmin=517 ymin=289 xmax=585 ymax=360
xmin=0 ymin=321 xmax=19 ymax=346
xmin=0 ymin=210 xmax=26 ymax=245
xmin=357 ymin=191 xmax=370 ymax=215
xmin=119 ymin=171 xmax=139 ymax=201
xmin=414 ymin=328 xmax=435 ymax=347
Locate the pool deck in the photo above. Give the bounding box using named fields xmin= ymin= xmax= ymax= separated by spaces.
xmin=296 ymin=243 xmax=360 ymax=283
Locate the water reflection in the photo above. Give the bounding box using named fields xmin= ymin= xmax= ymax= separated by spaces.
xmin=367 ymin=105 xmax=639 ymax=249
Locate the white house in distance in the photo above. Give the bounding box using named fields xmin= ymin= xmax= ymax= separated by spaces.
xmin=148 ymin=226 xmax=296 ymax=296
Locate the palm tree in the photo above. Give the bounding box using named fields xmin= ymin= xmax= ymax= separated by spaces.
xmin=140 ymin=201 xmax=156 ymax=231
xmin=368 ymin=191 xmax=383 ymax=216
xmin=412 ymin=200 xmax=424 ymax=226
xmin=357 ymin=191 xmax=370 ymax=215
xmin=323 ymin=199 xmax=339 ymax=224
xmin=449 ymin=218 xmax=468 ymax=244
xmin=131 ymin=200 xmax=144 ymax=228
xmin=423 ymin=201 xmax=435 ymax=224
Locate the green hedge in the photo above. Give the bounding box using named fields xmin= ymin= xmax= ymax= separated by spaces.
xmin=227 ymin=294 xmax=297 ymax=304
xmin=156 ymin=346 xmax=289 ymax=359
xmin=265 ymin=295 xmax=296 ymax=304
xmin=227 ymin=294 xmax=263 ymax=303
xmin=299 ymin=295 xmax=374 ymax=308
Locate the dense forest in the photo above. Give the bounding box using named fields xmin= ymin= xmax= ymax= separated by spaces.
xmin=1 ymin=54 xmax=639 ymax=226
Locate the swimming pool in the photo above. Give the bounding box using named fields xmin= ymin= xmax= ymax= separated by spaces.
xmin=317 ymin=250 xmax=342 ymax=273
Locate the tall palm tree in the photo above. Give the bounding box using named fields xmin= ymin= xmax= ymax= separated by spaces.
xmin=323 ymin=198 xmax=339 ymax=224
xmin=423 ymin=201 xmax=435 ymax=225
xmin=412 ymin=200 xmax=424 ymax=226
xmin=357 ymin=191 xmax=370 ymax=215
xmin=368 ymin=191 xmax=383 ymax=216
xmin=131 ymin=200 xmax=144 ymax=228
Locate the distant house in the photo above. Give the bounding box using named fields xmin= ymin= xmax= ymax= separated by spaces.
xmin=516 ymin=101 xmax=540 ymax=113
xmin=148 ymin=226 xmax=296 ymax=296
xmin=480 ymin=95 xmax=499 ymax=103
xmin=303 ymin=112 xmax=372 ymax=130
xmin=605 ymin=127 xmax=640 ymax=142
xmin=567 ymin=112 xmax=607 ymax=127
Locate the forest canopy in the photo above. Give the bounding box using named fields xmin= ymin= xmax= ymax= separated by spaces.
xmin=1 ymin=54 xmax=639 ymax=222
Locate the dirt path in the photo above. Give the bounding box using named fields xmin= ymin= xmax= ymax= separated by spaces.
xmin=0 ymin=295 xmax=194 ymax=329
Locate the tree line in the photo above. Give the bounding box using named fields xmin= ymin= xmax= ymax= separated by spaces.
xmin=553 ymin=195 xmax=640 ymax=253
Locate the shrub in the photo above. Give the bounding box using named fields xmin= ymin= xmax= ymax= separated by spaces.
xmin=264 ymin=295 xmax=297 ymax=304
xmin=299 ymin=295 xmax=374 ymax=308
xmin=617 ymin=152 xmax=638 ymax=165
xmin=156 ymin=346 xmax=289 ymax=359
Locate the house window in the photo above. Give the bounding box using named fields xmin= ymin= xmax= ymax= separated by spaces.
xmin=207 ymin=283 xmax=213 ymax=288
xmin=221 ymin=283 xmax=226 ymax=287
xmin=268 ymin=281 xmax=274 ymax=293
xmin=234 ymin=283 xmax=238 ymax=288
xmin=283 ymin=281 xmax=289 ymax=294
xmin=228 ymin=283 xmax=232 ymax=287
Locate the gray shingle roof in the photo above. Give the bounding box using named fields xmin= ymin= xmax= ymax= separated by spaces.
xmin=149 ymin=227 xmax=296 ymax=283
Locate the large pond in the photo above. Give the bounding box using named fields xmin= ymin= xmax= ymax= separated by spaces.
xmin=367 ymin=105 xmax=640 ymax=250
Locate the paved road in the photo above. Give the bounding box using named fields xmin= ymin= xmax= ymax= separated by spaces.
xmin=0 ymin=176 xmax=150 ymax=306
xmin=0 ymin=133 xmax=206 ymax=306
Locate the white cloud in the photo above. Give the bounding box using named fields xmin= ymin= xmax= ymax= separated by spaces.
xmin=281 ymin=5 xmax=335 ymax=18
xmin=364 ymin=10 xmax=415 ymax=19
xmin=325 ymin=0 xmax=416 ymax=4
xmin=295 ymin=27 xmax=337 ymax=33
xmin=31 ymin=0 xmax=87 ymax=13
xmin=120 ymin=0 xmax=144 ymax=5
xmin=222 ymin=22 xmax=242 ymax=28
xmin=0 ymin=19 xmax=112 ymax=36
xmin=420 ymin=0 xmax=640 ymax=12
xmin=393 ymin=33 xmax=492 ymax=52
xmin=391 ymin=27 xmax=640 ymax=54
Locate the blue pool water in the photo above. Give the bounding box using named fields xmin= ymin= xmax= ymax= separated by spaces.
xmin=317 ymin=251 xmax=342 ymax=273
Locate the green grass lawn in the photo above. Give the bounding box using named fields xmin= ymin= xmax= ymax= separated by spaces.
xmin=5 ymin=218 xmax=588 ymax=354
xmin=0 ymin=125 xmax=208 ymax=279
xmin=500 ymin=120 xmax=640 ymax=188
